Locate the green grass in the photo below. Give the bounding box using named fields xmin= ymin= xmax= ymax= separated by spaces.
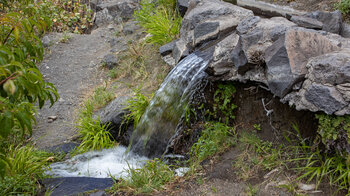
xmin=134 ymin=0 xmax=181 ymax=45
xmin=336 ymin=0 xmax=350 ymax=15
xmin=74 ymin=86 xmax=116 ymax=154
xmin=123 ymin=85 xmax=152 ymax=128
xmin=111 ymin=158 xmax=175 ymax=194
xmin=0 ymin=145 xmax=54 ymax=195
xmin=190 ymin=122 xmax=236 ymax=167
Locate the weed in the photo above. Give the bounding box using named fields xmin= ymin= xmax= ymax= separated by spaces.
xmin=246 ymin=184 xmax=258 ymax=196
xmin=74 ymin=86 xmax=116 ymax=154
xmin=111 ymin=158 xmax=175 ymax=194
xmin=336 ymin=0 xmax=350 ymax=15
xmin=134 ymin=0 xmax=181 ymax=45
xmin=59 ymin=32 xmax=72 ymax=43
xmin=253 ymin=124 xmax=261 ymax=131
xmin=123 ymin=85 xmax=152 ymax=128
xmin=0 ymin=145 xmax=54 ymax=195
xmin=190 ymin=122 xmax=236 ymax=166
xmin=208 ymin=83 xmax=237 ymax=124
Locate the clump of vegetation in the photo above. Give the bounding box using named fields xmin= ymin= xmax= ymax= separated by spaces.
xmin=336 ymin=0 xmax=350 ymax=16
xmin=315 ymin=114 xmax=350 ymax=155
xmin=111 ymin=159 xmax=175 ymax=194
xmin=0 ymin=145 xmax=54 ymax=195
xmin=134 ymin=0 xmax=182 ymax=45
xmin=190 ymin=122 xmax=236 ymax=167
xmin=75 ymin=86 xmax=116 ymax=154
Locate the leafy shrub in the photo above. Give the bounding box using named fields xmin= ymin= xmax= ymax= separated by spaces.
xmin=206 ymin=83 xmax=237 ymax=124
xmin=134 ymin=0 xmax=182 ymax=45
xmin=113 ymin=158 xmax=174 ymax=194
xmin=316 ymin=114 xmax=350 ymax=155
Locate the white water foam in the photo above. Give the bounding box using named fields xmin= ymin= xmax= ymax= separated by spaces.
xmin=46 ymin=145 xmax=149 ymax=178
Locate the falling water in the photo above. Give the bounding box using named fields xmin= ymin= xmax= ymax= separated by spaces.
xmin=46 ymin=51 xmax=211 ymax=178
xmin=130 ymin=51 xmax=211 ymax=158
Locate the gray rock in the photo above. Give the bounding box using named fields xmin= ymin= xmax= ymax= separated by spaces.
xmin=304 ymin=10 xmax=343 ymax=34
xmin=43 ymin=177 xmax=113 ymax=196
xmin=305 ymin=84 xmax=346 ymax=114
xmin=177 ymin=0 xmax=189 ymax=17
xmin=94 ymin=96 xmax=132 ymax=146
xmin=46 ymin=142 xmax=79 ymax=154
xmin=90 ymin=0 xmax=100 ymax=12
xmin=95 ymin=8 xmax=114 ymax=26
xmin=231 ymin=17 xmax=295 ymax=75
xmin=290 ymin=15 xmax=323 ymax=30
xmin=207 ymin=33 xmax=240 ymax=76
xmin=265 ymin=28 xmax=339 ymax=97
xmin=307 ymin=50 xmax=350 ymax=85
xmin=173 ymin=39 xmax=189 ymax=63
xmin=102 ymin=54 xmax=118 ymax=69
xmin=97 ymin=0 xmax=139 ymax=22
xmin=122 ymin=21 xmax=141 ymax=35
xmin=42 ymin=35 xmax=51 ymax=47
xmin=341 ymin=23 xmax=350 ymax=38
xmin=193 ymin=21 xmax=220 ymax=46
xmin=159 ymin=40 xmax=176 ymax=56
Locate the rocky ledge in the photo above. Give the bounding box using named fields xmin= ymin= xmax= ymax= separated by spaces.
xmin=162 ymin=0 xmax=350 ymax=115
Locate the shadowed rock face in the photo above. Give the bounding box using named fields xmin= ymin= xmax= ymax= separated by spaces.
xmin=265 ymin=28 xmax=340 ymax=97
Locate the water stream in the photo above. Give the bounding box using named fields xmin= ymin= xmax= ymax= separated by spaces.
xmin=47 ymin=51 xmax=211 ymax=178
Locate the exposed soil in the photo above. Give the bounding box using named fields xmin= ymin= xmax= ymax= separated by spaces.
xmin=33 ymin=27 xmax=117 ymax=149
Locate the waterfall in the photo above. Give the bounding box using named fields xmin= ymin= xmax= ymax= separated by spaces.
xmin=46 ymin=51 xmax=211 ymax=178
xmin=130 ymin=51 xmax=211 ymax=158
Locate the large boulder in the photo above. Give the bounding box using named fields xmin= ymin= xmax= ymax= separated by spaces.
xmin=303 ymin=10 xmax=343 ymax=34
xmin=174 ymin=0 xmax=253 ymax=63
xmin=265 ymin=28 xmax=339 ymax=97
xmin=282 ymin=49 xmax=350 ymax=115
xmin=93 ymin=96 xmax=132 ymax=146
xmin=95 ymin=0 xmax=139 ymax=26
xmin=231 ymin=16 xmax=296 ymax=74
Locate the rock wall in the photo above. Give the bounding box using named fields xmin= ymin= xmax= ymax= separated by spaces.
xmin=162 ymin=0 xmax=350 ymax=115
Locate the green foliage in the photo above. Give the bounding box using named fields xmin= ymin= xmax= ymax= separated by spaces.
xmin=191 ymin=122 xmax=236 ymax=164
xmin=336 ymin=0 xmax=350 ymax=15
xmin=112 ymin=158 xmax=175 ymax=194
xmin=0 ymin=145 xmax=53 ymax=195
xmin=123 ymin=86 xmax=152 ymax=128
xmin=134 ymin=0 xmax=182 ymax=45
xmin=210 ymin=83 xmax=237 ymax=124
xmin=316 ymin=114 xmax=350 ymax=155
xmin=75 ymin=87 xmax=115 ymax=154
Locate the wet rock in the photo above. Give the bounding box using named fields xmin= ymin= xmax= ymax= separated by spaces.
xmin=265 ymin=28 xmax=339 ymax=97
xmin=46 ymin=142 xmax=79 ymax=154
xmin=290 ymin=15 xmax=323 ymax=30
xmin=177 ymin=0 xmax=189 ymax=17
xmin=304 ymin=10 xmax=343 ymax=34
xmin=43 ymin=177 xmax=113 ymax=196
xmin=94 ymin=96 xmax=132 ymax=146
xmin=341 ymin=23 xmax=350 ymax=38
xmin=305 ymin=84 xmax=346 ymax=115
xmin=159 ymin=40 xmax=176 ymax=56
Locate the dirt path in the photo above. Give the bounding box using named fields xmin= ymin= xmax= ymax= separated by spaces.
xmin=32 ymin=27 xmax=114 ymax=149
